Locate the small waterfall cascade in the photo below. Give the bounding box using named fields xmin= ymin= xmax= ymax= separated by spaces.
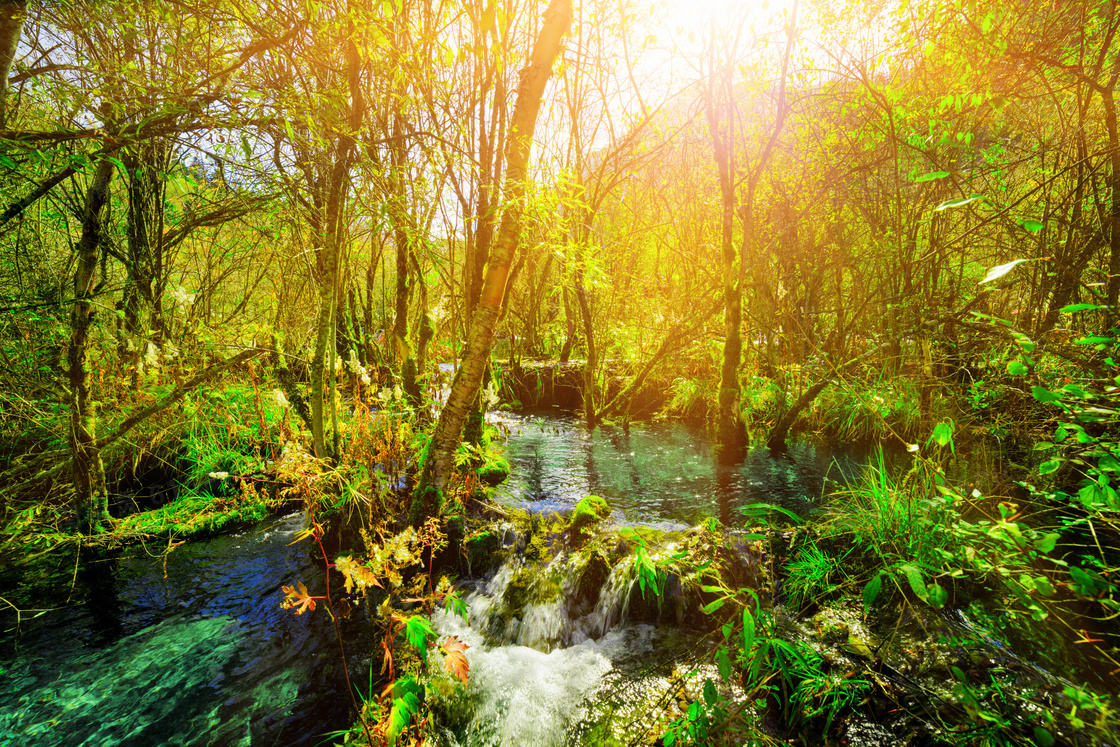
xmin=426 ymin=522 xmax=764 ymax=746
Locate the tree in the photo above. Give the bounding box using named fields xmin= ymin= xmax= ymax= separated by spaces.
xmin=0 ymin=0 xmax=27 ymax=128
xmin=416 ymin=0 xmax=573 ymax=514
xmin=700 ymin=0 xmax=798 ymax=462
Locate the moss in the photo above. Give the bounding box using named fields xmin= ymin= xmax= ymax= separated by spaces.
xmin=570 ymin=494 xmax=611 ymax=536
xmin=501 ymin=566 xmax=562 ymax=623
xmin=616 ymin=524 xmax=675 ymax=547
xmin=476 ymin=454 xmax=510 ymax=487
xmin=409 ymin=482 xmax=443 ymax=527
xmin=464 ymin=530 xmax=502 ymax=572
xmin=113 ymin=487 xmax=281 ymax=543
xmin=442 ymin=509 xmax=466 ymax=565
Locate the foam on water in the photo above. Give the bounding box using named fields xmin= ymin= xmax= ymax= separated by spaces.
xmin=432 ymin=609 xmax=654 ymax=747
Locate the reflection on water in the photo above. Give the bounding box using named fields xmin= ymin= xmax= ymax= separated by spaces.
xmin=0 ymin=513 xmax=353 ymax=746
xmin=493 ymin=411 xmax=874 ymax=526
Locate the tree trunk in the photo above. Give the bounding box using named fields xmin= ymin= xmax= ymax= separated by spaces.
xmin=767 ymin=380 xmax=831 ymax=451
xmin=1102 ymin=86 xmax=1120 ymax=329
xmin=310 ymin=207 xmax=342 ymax=460
xmin=575 ymin=269 xmax=597 ymax=426
xmin=0 ymin=1 xmax=27 ymax=129
xmin=706 ymin=53 xmax=746 ymax=465
xmin=415 ymin=0 xmax=572 ymax=520
xmin=559 ymin=285 xmax=576 ymax=363
xmin=70 ymin=159 xmax=116 ymax=534
xmin=120 ymin=139 xmax=167 ymax=385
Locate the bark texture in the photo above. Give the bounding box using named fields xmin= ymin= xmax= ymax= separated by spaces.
xmin=0 ymin=0 xmax=27 ymax=128
xmin=69 ymin=159 xmax=116 ymax=534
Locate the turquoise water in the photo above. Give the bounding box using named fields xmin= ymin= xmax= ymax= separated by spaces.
xmin=0 ymin=514 xmax=353 ymax=746
xmin=494 ymin=412 xmax=871 ymax=526
xmin=0 ymin=414 xmax=879 ymax=746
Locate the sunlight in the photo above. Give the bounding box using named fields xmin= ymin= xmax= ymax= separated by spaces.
xmin=655 ymin=0 xmax=794 ymax=35
xmin=614 ymin=0 xmax=799 ymax=111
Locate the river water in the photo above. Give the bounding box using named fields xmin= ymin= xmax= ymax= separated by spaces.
xmin=0 ymin=413 xmax=870 ymax=746
xmin=0 ymin=513 xmax=354 ymax=746
xmin=493 ymin=410 xmax=870 ymax=525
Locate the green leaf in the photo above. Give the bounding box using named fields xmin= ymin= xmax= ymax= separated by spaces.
xmin=1011 ymin=331 xmax=1036 ymax=352
xmin=1032 ymin=387 xmax=1062 ymax=404
xmin=935 ymin=194 xmax=985 ymax=211
xmin=900 ymin=565 xmax=928 ymax=600
xmin=737 ymin=502 xmax=802 ymax=525
xmin=1074 ymin=336 xmax=1114 ymax=345
xmin=980 ymin=259 xmax=1030 ymax=284
xmin=403 ymin=616 xmax=434 ymax=662
xmin=1006 ymin=359 xmax=1029 ymax=375
xmin=1032 ymin=576 xmax=1056 ymax=596
xmin=1019 ymin=218 xmax=1044 ymax=233
xmin=1069 ymin=566 xmax=1103 ymax=596
xmin=1060 ymin=383 xmax=1090 ymax=398
xmin=927 ymin=420 xmax=955 ymax=453
xmin=386 ymin=678 xmax=424 ymax=747
xmin=703 ymin=678 xmax=718 ymax=707
xmin=742 ymin=608 xmax=756 ymax=650
xmin=1038 ymin=460 xmax=1061 ymax=475
xmin=925 ymin=583 xmax=948 ymax=609
xmin=1033 ymin=726 xmax=1056 ymax=747
xmin=702 ymin=598 xmax=726 ymax=615
xmin=915 ymin=170 xmax=950 ymax=182
xmin=715 ymin=646 xmax=733 ymax=679
xmin=1059 ymin=303 xmax=1106 ymax=313
xmin=863 ymin=573 xmax=883 ymax=612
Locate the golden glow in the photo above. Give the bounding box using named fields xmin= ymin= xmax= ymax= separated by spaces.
xmin=654 ymin=0 xmax=795 ymax=37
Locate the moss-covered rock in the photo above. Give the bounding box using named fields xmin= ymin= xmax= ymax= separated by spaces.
xmin=114 ymin=487 xmax=283 ymax=542
xmin=464 ymin=529 xmax=502 ymax=574
xmin=476 ymin=454 xmax=511 ymax=487
xmin=569 ymin=494 xmax=612 ymax=544
xmin=499 ymin=566 xmax=562 ymax=625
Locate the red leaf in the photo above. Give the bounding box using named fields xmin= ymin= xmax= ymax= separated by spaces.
xmin=442 ymin=636 xmax=470 ymax=684
xmin=280 ymin=581 xmax=317 ymax=615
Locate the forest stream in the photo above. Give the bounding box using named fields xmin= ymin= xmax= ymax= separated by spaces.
xmin=0 ymin=412 xmax=1098 ymax=746
xmin=0 ymin=413 xmax=870 ymax=746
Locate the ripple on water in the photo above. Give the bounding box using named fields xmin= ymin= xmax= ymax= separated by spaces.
xmin=0 ymin=513 xmax=352 ymax=746
xmin=491 ymin=412 xmax=870 ymax=525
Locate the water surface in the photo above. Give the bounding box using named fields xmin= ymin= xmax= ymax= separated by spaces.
xmin=494 ymin=411 xmax=870 ymax=526
xmin=0 ymin=513 xmax=354 ymax=746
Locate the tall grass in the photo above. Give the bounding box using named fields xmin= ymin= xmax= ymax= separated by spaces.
xmin=824 ymin=450 xmax=954 ymax=571
xmin=815 ymin=377 xmax=921 ymax=441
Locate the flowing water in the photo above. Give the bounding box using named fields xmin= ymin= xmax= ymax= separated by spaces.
xmin=0 ymin=513 xmax=355 ymax=747
xmin=0 ymin=413 xmax=874 ymax=746
xmin=421 ymin=412 xmax=876 ymax=746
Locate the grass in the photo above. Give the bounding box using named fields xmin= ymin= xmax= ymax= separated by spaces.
xmin=824 ymin=450 xmax=953 ymax=569
xmin=782 ymin=539 xmax=842 ymax=611
xmin=814 ymin=376 xmax=921 ymax=441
